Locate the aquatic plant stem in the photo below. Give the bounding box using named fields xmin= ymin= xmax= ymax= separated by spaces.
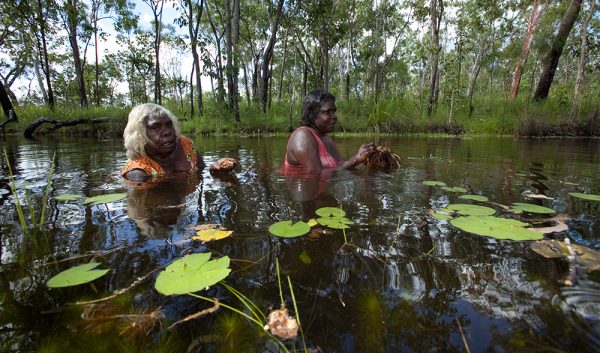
xmin=187 ymin=292 xmax=290 ymax=353
xmin=276 ymin=258 xmax=284 ymax=308
xmin=287 ymin=275 xmax=307 ymax=353
xmin=3 ymin=149 xmax=27 ymax=234
xmin=39 ymin=152 xmax=56 ymax=227
xmin=220 ymin=281 xmax=266 ymax=322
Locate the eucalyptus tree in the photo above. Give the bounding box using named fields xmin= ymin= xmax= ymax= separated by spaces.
xmin=116 ymin=28 xmax=155 ymax=104
xmin=60 ymin=0 xmax=89 ymax=107
xmin=204 ymin=0 xmax=226 ymax=106
xmin=225 ymin=0 xmax=240 ymax=121
xmin=259 ymin=0 xmax=284 ymax=113
xmin=508 ymin=0 xmax=549 ymax=100
xmin=427 ymin=0 xmax=444 ymax=115
xmin=141 ymin=0 xmax=166 ymax=105
xmin=175 ymin=0 xmax=205 ymax=115
xmin=533 ymin=0 xmax=583 ymax=101
xmin=570 ymin=0 xmax=596 ymax=119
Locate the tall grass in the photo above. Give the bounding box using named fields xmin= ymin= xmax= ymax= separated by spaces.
xmin=6 ymin=92 xmax=598 ymax=136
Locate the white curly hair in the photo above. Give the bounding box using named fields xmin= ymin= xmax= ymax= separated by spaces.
xmin=123 ymin=103 xmax=182 ymax=160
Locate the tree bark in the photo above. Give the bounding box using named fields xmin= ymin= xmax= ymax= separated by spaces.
xmin=427 ymin=0 xmax=443 ymax=115
xmin=570 ymin=0 xmax=595 ymax=120
xmin=187 ymin=0 xmax=204 ymax=115
xmin=260 ymin=0 xmax=284 ymax=113
xmin=67 ymin=0 xmax=88 ymax=107
xmin=0 ymin=79 xmax=16 ymax=122
xmin=508 ymin=0 xmax=548 ymax=100
xmin=205 ymin=1 xmax=226 ymax=105
xmin=533 ymin=0 xmax=582 ymax=101
xmin=36 ymin=0 xmax=54 ymax=109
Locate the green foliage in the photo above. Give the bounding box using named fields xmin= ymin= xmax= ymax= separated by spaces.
xmin=510 ymin=203 xmax=556 ymax=214
xmin=154 ymin=253 xmax=231 ymax=296
xmin=459 ymin=194 xmax=489 ymax=202
xmin=268 ymin=221 xmax=311 ymax=238
xmin=446 ymin=204 xmax=496 ymax=216
xmin=569 ymin=192 xmax=600 ymax=201
xmin=47 ymin=262 xmax=109 ymax=288
xmin=450 ymin=216 xmax=543 ymax=241
xmin=423 ymin=180 xmax=446 ymax=187
xmin=83 ymin=193 xmax=127 ymax=205
xmin=315 ymin=207 xmax=354 ymax=230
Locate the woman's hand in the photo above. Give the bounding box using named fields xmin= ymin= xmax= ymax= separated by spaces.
xmin=353 ymin=143 xmax=377 ymax=164
xmin=210 ymin=158 xmax=238 ymax=172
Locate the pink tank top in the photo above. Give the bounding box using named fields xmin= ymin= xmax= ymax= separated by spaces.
xmin=284 ymin=126 xmax=341 ymax=170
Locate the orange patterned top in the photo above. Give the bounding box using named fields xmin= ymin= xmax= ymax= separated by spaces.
xmin=120 ymin=135 xmax=198 ymax=178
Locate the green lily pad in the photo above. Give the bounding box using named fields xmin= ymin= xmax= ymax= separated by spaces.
xmin=316 ymin=217 xmax=354 ymax=229
xmin=569 ymin=192 xmax=600 ymax=202
xmin=315 ymin=207 xmax=346 ymax=217
xmin=299 ymin=250 xmax=312 ymax=265
xmin=269 ymin=220 xmax=311 ymax=238
xmin=47 ymin=262 xmax=109 ymax=288
xmin=441 ymin=186 xmax=467 ymax=193
xmin=54 ymin=194 xmax=83 ymax=201
xmin=431 ymin=212 xmax=453 ymax=221
xmin=154 ymin=253 xmax=231 ymax=296
xmin=83 ymin=193 xmax=127 ymax=205
xmin=459 ymin=194 xmax=489 ymax=202
xmin=423 ymin=180 xmax=446 ymax=187
xmin=510 ymin=202 xmax=555 ymax=214
xmin=446 ymin=204 xmax=496 ymax=216
xmin=450 ymin=216 xmax=543 ymax=241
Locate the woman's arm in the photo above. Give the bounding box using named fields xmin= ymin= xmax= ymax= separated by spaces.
xmin=338 ymin=143 xmax=376 ymax=170
xmin=286 ymin=129 xmax=323 ymax=171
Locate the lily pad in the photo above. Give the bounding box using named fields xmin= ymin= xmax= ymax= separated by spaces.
xmin=430 ymin=212 xmax=453 ymax=221
xmin=154 ymin=253 xmax=231 ymax=296
xmin=316 ymin=217 xmax=354 ymax=229
xmin=307 ymin=219 xmax=318 ymax=227
xmin=423 ymin=180 xmax=446 ymax=187
xmin=446 ymin=204 xmax=496 ymax=216
xmin=191 ymin=229 xmax=233 ymax=242
xmin=510 ymin=202 xmax=555 ymax=214
xmin=83 ymin=193 xmax=127 ymax=205
xmin=569 ymin=192 xmax=600 ymax=202
xmin=315 ymin=207 xmax=346 ymax=217
xmin=441 ymin=186 xmax=467 ymax=193
xmin=450 ymin=215 xmax=543 ymax=241
xmin=47 ymin=262 xmax=109 ymax=288
xmin=54 ymin=194 xmax=83 ymax=201
xmin=269 ymin=221 xmax=310 ymax=238
xmin=459 ymin=194 xmax=489 ymax=202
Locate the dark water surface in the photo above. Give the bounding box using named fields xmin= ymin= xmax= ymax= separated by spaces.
xmin=1 ymin=135 xmax=599 ymax=353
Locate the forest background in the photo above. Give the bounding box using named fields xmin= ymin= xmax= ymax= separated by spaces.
xmin=0 ymin=0 xmax=598 ymax=136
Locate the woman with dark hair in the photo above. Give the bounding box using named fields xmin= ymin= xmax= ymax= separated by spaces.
xmin=284 ymin=89 xmax=375 ymax=172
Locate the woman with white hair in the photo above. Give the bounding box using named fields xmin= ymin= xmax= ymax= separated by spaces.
xmin=120 ymin=103 xmax=235 ymax=181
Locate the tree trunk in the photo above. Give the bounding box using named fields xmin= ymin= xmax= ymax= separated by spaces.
xmin=570 ymin=0 xmax=594 ymax=120
xmin=188 ymin=0 xmax=204 ymax=115
xmin=320 ymin=19 xmax=329 ymax=91
xmin=232 ymin=0 xmax=240 ymax=121
xmin=278 ymin=30 xmax=288 ymax=101
xmin=427 ymin=0 xmax=443 ymax=115
xmin=467 ymin=46 xmax=484 ymax=117
xmin=205 ymin=0 xmax=226 ymax=106
xmin=154 ymin=1 xmax=164 ymax=105
xmin=509 ymin=0 xmax=548 ymax=100
xmin=243 ymin=63 xmax=251 ymax=105
xmin=67 ymin=0 xmax=88 ymax=108
xmin=260 ymin=0 xmax=284 ymax=113
xmin=36 ymin=0 xmax=54 ymax=109
xmin=533 ymin=0 xmax=582 ymax=101
xmin=0 ymin=79 xmax=16 ymax=121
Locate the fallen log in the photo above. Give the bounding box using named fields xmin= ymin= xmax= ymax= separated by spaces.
xmin=24 ymin=116 xmax=112 ymax=138
xmin=0 ymin=109 xmax=18 ymax=136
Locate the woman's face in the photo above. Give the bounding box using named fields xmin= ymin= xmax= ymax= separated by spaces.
xmin=313 ymin=100 xmax=337 ymax=134
xmin=144 ymin=114 xmax=177 ymax=157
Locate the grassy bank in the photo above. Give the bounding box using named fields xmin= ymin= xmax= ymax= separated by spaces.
xmin=3 ymin=94 xmax=599 ymax=137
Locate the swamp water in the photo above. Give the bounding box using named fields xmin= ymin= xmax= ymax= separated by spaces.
xmin=0 ymin=135 xmax=599 ymax=353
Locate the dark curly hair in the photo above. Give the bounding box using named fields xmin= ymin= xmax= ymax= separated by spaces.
xmin=301 ymin=89 xmax=335 ymax=127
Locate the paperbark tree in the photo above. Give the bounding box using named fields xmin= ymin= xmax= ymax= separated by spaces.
xmin=260 ymin=0 xmax=284 ymax=113
xmin=142 ymin=0 xmax=165 ymax=104
xmin=508 ymin=0 xmax=548 ymax=100
xmin=533 ymin=0 xmax=583 ymax=101
xmin=570 ymin=0 xmax=595 ymax=120
xmin=427 ymin=0 xmax=443 ymax=115
xmin=64 ymin=0 xmax=88 ymax=107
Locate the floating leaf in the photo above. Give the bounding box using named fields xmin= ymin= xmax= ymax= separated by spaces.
xmin=530 ymin=221 xmax=568 ymax=234
xmin=269 ymin=221 xmax=310 ymax=238
xmin=422 ymin=180 xmax=446 ymax=187
xmin=83 ymin=193 xmax=127 ymax=205
xmin=307 ymin=219 xmax=318 ymax=227
xmin=510 ymin=202 xmax=555 ymax=214
xmin=315 ymin=207 xmax=346 ymax=217
xmin=530 ymin=240 xmax=600 ymax=271
xmin=459 ymin=194 xmax=489 ymax=202
xmin=54 ymin=194 xmax=83 ymax=201
xmin=450 ymin=216 xmax=543 ymax=241
xmin=299 ymin=250 xmax=312 ymax=264
xmin=522 ymin=193 xmax=553 ymax=200
xmin=190 ymin=223 xmax=219 ymax=231
xmin=569 ymin=192 xmax=600 ymax=202
xmin=446 ymin=204 xmax=496 ymax=216
xmin=47 ymin=262 xmax=109 ymax=288
xmin=316 ymin=217 xmax=354 ymax=229
xmin=154 ymin=253 xmax=231 ymax=295
xmin=441 ymin=186 xmax=467 ymax=193
xmin=431 ymin=212 xmax=453 ymax=221
xmin=191 ymin=229 xmax=233 ymax=242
